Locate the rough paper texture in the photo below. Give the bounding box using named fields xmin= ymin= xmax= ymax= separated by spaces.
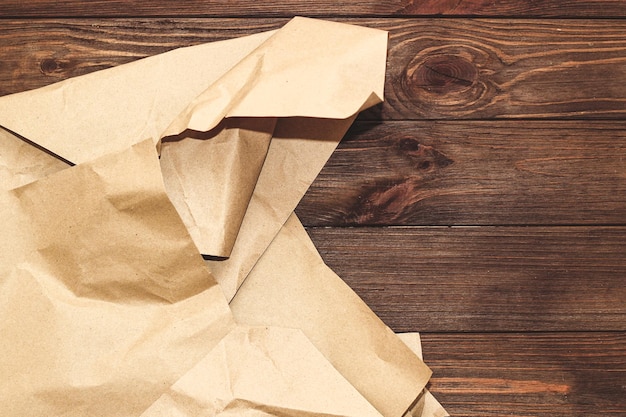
xmin=0 ymin=17 xmax=440 ymax=417
xmin=160 ymin=118 xmax=276 ymax=258
xmin=141 ymin=325 xmax=383 ymax=417
xmin=0 ymin=140 xmax=234 ymax=416
xmin=231 ymin=214 xmax=432 ymax=416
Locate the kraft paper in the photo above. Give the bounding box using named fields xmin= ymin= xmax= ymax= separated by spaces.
xmin=0 ymin=17 xmax=444 ymax=417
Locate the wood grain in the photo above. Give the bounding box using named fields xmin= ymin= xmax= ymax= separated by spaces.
xmin=0 ymin=19 xmax=285 ymax=96
xmin=378 ymin=19 xmax=626 ymax=119
xmin=0 ymin=0 xmax=625 ymax=18
xmin=306 ymin=226 xmax=626 ymax=332
xmin=1 ymin=19 xmax=626 ymax=119
xmin=1 ymin=7 xmax=625 ymax=416
xmin=421 ymin=332 xmax=626 ymax=417
xmin=297 ymin=120 xmax=626 ymax=226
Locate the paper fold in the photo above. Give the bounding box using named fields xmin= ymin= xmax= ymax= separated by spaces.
xmin=0 ymin=16 xmax=387 ymax=259
xmin=141 ymin=325 xmax=384 ymax=417
xmin=0 ymin=17 xmax=443 ymax=417
xmin=0 ymin=140 xmax=234 ymax=416
xmin=231 ymin=213 xmax=431 ymax=417
xmin=160 ymin=117 xmax=276 ymax=258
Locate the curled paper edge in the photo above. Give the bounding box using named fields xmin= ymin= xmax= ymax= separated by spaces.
xmin=0 ymin=17 xmax=388 ymax=259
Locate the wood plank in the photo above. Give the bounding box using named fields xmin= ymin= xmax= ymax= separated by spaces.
xmin=0 ymin=18 xmax=285 ymax=96
xmin=377 ymin=18 xmax=626 ymax=120
xmin=297 ymin=120 xmax=626 ymax=226
xmin=420 ymin=332 xmax=626 ymax=417
xmin=0 ymin=0 xmax=625 ymax=18
xmin=306 ymin=226 xmax=626 ymax=332
xmin=1 ymin=19 xmax=626 ymax=119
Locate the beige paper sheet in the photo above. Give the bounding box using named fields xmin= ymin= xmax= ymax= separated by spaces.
xmin=0 ymin=17 xmax=387 ymax=260
xmin=0 ymin=127 xmax=70 ymax=190
xmin=0 ymin=17 xmax=440 ymax=417
xmin=204 ymin=116 xmax=356 ymax=299
xmin=138 ymin=328 xmax=448 ymax=417
xmin=160 ymin=118 xmax=276 ymax=258
xmin=141 ymin=325 xmax=384 ymax=417
xmin=230 ymin=214 xmax=432 ymax=417
xmin=0 ymin=140 xmax=234 ymax=416
xmin=0 ymin=30 xmax=275 ymax=165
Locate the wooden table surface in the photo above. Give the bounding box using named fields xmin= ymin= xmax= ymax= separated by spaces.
xmin=1 ymin=2 xmax=625 ymax=416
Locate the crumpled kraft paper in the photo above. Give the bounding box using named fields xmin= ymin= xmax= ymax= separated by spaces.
xmin=230 ymin=213 xmax=431 ymax=416
xmin=0 ymin=17 xmax=442 ymax=417
xmin=0 ymin=140 xmax=235 ymax=416
xmin=0 ymin=16 xmax=385 ymax=260
xmin=140 ymin=325 xmax=384 ymax=417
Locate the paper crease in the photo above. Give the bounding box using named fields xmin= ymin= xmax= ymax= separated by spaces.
xmin=0 ymin=17 xmax=446 ymax=417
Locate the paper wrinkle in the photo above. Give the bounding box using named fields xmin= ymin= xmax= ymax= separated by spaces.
xmin=0 ymin=17 xmax=445 ymax=417
xmin=230 ymin=214 xmax=431 ymax=417
xmin=0 ymin=29 xmax=276 ymax=165
xmin=164 ymin=54 xmax=267 ymax=136
xmin=10 ymin=140 xmax=215 ymax=304
xmin=140 ymin=326 xmax=383 ymax=417
xmin=2 ymin=264 xmax=235 ymax=417
xmin=204 ymin=117 xmax=355 ymax=301
xmin=162 ymin=17 xmax=386 ymax=139
xmin=161 ymin=117 xmax=276 ymax=258
xmin=0 ymin=17 xmax=387 ymax=263
xmin=1 ymin=139 xmax=237 ymax=416
xmin=223 ymin=17 xmax=386 ymax=119
xmin=215 ymin=399 xmax=361 ymax=417
xmin=0 ymin=127 xmax=70 ymax=190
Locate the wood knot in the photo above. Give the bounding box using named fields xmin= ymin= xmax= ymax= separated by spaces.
xmin=395 ymin=139 xmax=454 ymax=172
xmin=412 ymin=55 xmax=478 ymax=94
xmin=396 ymin=45 xmax=498 ymax=117
xmin=398 ymin=138 xmax=420 ymax=152
xmin=40 ymin=58 xmax=70 ymax=75
xmin=40 ymin=58 xmax=59 ymax=74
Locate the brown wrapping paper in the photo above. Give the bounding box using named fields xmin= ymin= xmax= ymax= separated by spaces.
xmin=140 ymin=325 xmax=384 ymax=417
xmin=0 ymin=16 xmax=386 ymax=260
xmin=231 ymin=213 xmax=432 ymax=417
xmin=204 ymin=116 xmax=356 ymax=299
xmin=0 ymin=127 xmax=70 ymax=190
xmin=160 ymin=117 xmax=276 ymax=259
xmin=0 ymin=140 xmax=235 ymax=416
xmin=0 ymin=17 xmax=441 ymax=417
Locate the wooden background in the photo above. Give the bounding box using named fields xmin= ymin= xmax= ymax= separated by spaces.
xmin=1 ymin=2 xmax=625 ymax=416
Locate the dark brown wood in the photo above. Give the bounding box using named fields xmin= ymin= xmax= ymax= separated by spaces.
xmin=306 ymin=226 xmax=626 ymax=332
xmin=377 ymin=18 xmax=626 ymax=120
xmin=0 ymin=19 xmax=286 ymax=96
xmin=421 ymin=332 xmax=626 ymax=417
xmin=0 ymin=0 xmax=625 ymax=18
xmin=1 ymin=19 xmax=626 ymax=120
xmin=2 ymin=5 xmax=625 ymax=415
xmin=297 ymin=120 xmax=626 ymax=226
